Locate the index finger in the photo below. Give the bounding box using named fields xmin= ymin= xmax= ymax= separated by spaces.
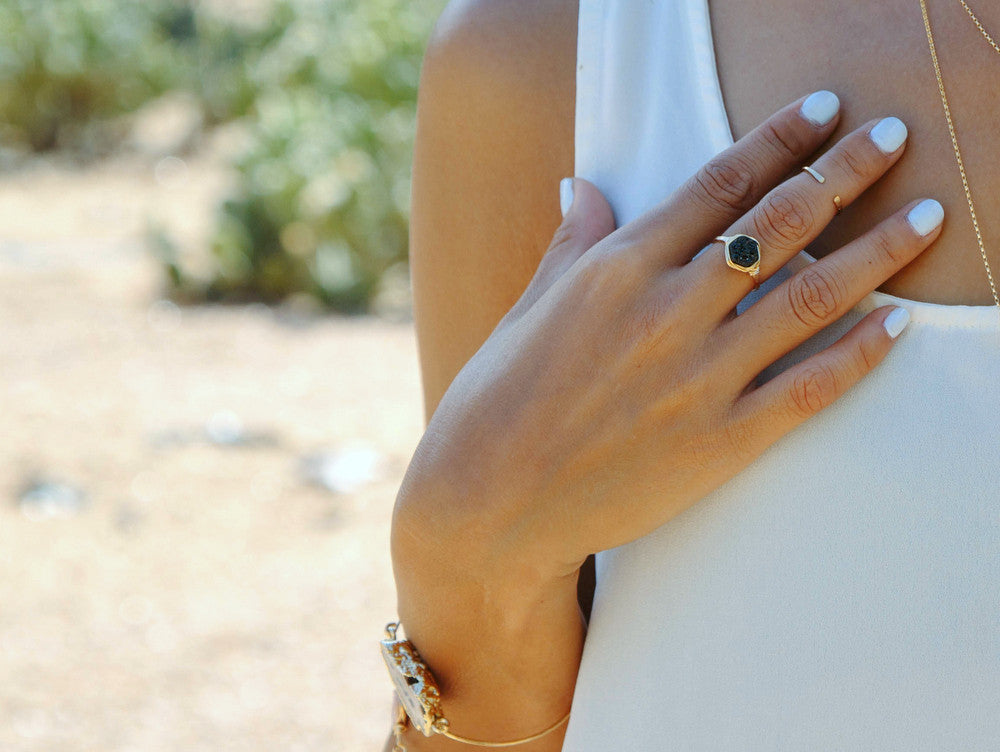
xmin=620 ymin=90 xmax=842 ymax=269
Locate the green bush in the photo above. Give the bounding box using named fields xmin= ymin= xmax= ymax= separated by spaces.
xmin=196 ymin=0 xmax=441 ymax=311
xmin=0 ymin=0 xmax=445 ymax=312
xmin=0 ymin=0 xmax=284 ymax=151
xmin=0 ymin=1 xmax=182 ymax=150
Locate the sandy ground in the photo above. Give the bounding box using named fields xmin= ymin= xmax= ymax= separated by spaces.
xmin=0 ymin=149 xmax=421 ymax=750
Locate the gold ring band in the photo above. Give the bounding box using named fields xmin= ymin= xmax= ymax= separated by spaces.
xmin=715 ymin=233 xmax=762 ymax=290
xmin=801 ymin=165 xmax=826 ymax=183
xmin=802 ymin=165 xmax=843 ymax=213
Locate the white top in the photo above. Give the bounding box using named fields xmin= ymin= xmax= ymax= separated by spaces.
xmin=564 ymin=1 xmax=1000 ymax=749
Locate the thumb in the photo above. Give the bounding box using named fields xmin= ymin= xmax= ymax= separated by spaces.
xmin=553 ymin=177 xmax=617 ymax=263
xmin=510 ymin=177 xmax=617 ymax=316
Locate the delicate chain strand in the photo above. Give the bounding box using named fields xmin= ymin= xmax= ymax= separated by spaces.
xmin=918 ymin=0 xmax=1000 ymax=311
xmin=390 ymin=702 xmax=570 ymax=750
xmin=957 ymin=0 xmax=1000 ymax=54
xmin=435 ymin=712 xmax=571 ymax=747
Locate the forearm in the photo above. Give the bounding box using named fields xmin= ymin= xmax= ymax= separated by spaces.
xmin=388 ymin=475 xmax=585 ymax=751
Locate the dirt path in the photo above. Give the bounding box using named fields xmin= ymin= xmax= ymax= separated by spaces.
xmin=0 ymin=154 xmax=420 ymax=750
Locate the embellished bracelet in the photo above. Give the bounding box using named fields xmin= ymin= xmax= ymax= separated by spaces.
xmin=381 ymin=622 xmax=571 ymax=749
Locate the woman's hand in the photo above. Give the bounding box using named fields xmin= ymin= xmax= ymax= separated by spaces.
xmin=389 ymin=91 xmax=942 ymax=749
xmin=396 ymin=91 xmax=939 ymax=578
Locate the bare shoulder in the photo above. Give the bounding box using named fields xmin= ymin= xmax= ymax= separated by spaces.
xmin=427 ymin=0 xmax=578 ymax=89
xmin=411 ymin=0 xmax=578 ymax=418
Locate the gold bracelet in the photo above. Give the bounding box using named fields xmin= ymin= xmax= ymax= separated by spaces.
xmin=381 ymin=622 xmax=572 ymax=749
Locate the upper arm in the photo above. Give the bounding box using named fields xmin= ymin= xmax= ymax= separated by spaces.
xmin=409 ymin=0 xmax=577 ymax=422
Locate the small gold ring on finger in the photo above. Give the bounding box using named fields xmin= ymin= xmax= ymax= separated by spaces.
xmin=801 ymin=165 xmax=826 ymax=184
xmin=802 ymin=166 xmax=843 ymax=213
xmin=715 ymin=234 xmax=762 ymax=290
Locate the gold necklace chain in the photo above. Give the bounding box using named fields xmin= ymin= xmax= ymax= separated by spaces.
xmin=918 ymin=0 xmax=1000 ymax=310
xmin=957 ymin=0 xmax=1000 ymax=54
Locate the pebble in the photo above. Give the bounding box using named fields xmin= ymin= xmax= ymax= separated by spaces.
xmin=17 ymin=479 xmax=87 ymax=522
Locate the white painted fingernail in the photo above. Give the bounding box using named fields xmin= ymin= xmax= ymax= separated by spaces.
xmin=883 ymin=306 xmax=911 ymax=339
xmin=560 ymin=177 xmax=575 ymax=218
xmin=906 ymin=198 xmax=944 ymax=236
xmin=800 ymin=90 xmax=840 ymax=126
xmin=870 ymin=116 xmax=908 ymax=154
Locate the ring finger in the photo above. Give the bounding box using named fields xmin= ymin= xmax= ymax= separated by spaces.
xmin=721 ymin=196 xmax=944 ymax=384
xmin=682 ymin=115 xmax=910 ymax=317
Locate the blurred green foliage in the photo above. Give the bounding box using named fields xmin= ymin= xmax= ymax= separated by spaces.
xmin=0 ymin=1 xmax=176 ymax=150
xmin=0 ymin=0 xmax=446 ymax=311
xmin=0 ymin=1 xmax=275 ymax=150
xmin=205 ymin=0 xmax=436 ymax=311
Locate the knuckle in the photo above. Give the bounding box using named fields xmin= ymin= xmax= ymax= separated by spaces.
xmin=855 ymin=336 xmax=882 ymax=373
xmin=833 ymin=144 xmax=877 ymax=182
xmin=762 ymin=120 xmax=807 ymax=160
xmin=549 ymin=221 xmax=581 ymax=251
xmin=534 ymin=246 xmax=566 ymax=282
xmin=692 ymin=156 xmax=758 ymax=214
xmin=576 ymin=245 xmax=645 ymax=299
xmin=868 ymin=227 xmax=907 ymax=267
xmin=788 ymin=364 xmax=838 ymax=418
xmin=753 ymin=188 xmax=815 ymax=247
xmin=625 ymin=302 xmax=664 ymax=347
xmin=786 ymin=266 xmax=845 ymax=327
xmin=650 ymin=369 xmax=705 ymax=419
xmin=622 ymin=289 xmax=682 ymax=358
xmin=572 ymin=250 xmax=617 ymax=291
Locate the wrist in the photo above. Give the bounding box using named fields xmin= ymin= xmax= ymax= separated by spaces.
xmin=390 ymin=466 xmax=576 ymax=633
xmin=387 ymin=471 xmax=584 ymax=745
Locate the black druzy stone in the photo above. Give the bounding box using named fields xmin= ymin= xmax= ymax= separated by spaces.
xmin=728 ymin=235 xmax=760 ymax=269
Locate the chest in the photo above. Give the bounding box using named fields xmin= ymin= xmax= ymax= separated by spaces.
xmin=709 ymin=0 xmax=1000 ymax=305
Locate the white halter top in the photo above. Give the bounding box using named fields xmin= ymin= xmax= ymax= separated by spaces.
xmin=564 ymin=1 xmax=1000 ymax=749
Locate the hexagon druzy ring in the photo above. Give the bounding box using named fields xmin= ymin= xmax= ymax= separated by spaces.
xmin=715 ymin=233 xmax=762 ymax=289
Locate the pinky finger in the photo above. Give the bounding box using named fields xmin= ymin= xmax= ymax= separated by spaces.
xmin=730 ymin=305 xmax=910 ymax=447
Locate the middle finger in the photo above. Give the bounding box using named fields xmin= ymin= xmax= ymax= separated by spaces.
xmin=680 ymin=115 xmax=910 ymax=318
xmin=721 ymin=196 xmax=944 ymax=384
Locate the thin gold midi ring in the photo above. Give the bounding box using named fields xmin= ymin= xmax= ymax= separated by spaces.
xmin=801 ymin=165 xmax=843 ymax=214
xmin=801 ymin=165 xmax=825 ymax=183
